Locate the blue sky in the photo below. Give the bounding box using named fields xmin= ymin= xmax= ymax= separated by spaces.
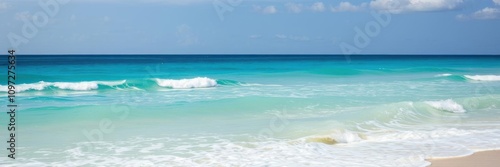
xmin=1 ymin=0 xmax=500 ymax=54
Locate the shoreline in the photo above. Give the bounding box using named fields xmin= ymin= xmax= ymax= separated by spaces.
xmin=428 ymin=150 xmax=500 ymax=167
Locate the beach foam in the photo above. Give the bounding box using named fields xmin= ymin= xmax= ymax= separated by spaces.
xmin=155 ymin=77 xmax=217 ymax=89
xmin=0 ymin=80 xmax=126 ymax=92
xmin=425 ymin=99 xmax=466 ymax=113
xmin=307 ymin=130 xmax=364 ymax=145
xmin=435 ymin=73 xmax=453 ymax=77
xmin=464 ymin=75 xmax=500 ymax=81
xmin=6 ymin=128 xmax=500 ymax=167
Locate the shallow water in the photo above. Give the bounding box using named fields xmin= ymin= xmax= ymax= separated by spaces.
xmin=1 ymin=55 xmax=500 ymax=166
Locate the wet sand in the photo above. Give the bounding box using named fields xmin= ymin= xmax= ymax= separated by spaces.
xmin=429 ymin=150 xmax=500 ymax=167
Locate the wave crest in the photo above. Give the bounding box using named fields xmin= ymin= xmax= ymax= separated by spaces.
xmin=425 ymin=99 xmax=466 ymax=113
xmin=464 ymin=75 xmax=500 ymax=81
xmin=0 ymin=78 xmax=256 ymax=92
xmin=155 ymin=77 xmax=217 ymax=89
xmin=435 ymin=73 xmax=453 ymax=77
xmin=434 ymin=74 xmax=500 ymax=82
xmin=0 ymin=80 xmax=126 ymax=92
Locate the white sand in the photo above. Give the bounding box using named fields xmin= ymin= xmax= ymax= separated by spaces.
xmin=428 ymin=150 xmax=500 ymax=167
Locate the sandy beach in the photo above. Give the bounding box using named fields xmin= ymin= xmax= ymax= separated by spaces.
xmin=429 ymin=150 xmax=500 ymax=167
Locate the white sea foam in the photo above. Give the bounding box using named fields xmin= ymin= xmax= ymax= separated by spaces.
xmin=17 ymin=81 xmax=51 ymax=92
xmin=53 ymin=82 xmax=98 ymax=91
xmin=0 ymin=80 xmax=126 ymax=92
xmin=96 ymin=80 xmax=127 ymax=86
xmin=7 ymin=128 xmax=500 ymax=167
xmin=435 ymin=73 xmax=453 ymax=77
xmin=305 ymin=130 xmax=364 ymax=145
xmin=155 ymin=77 xmax=217 ymax=89
xmin=425 ymin=99 xmax=466 ymax=113
xmin=328 ymin=130 xmax=364 ymax=144
xmin=464 ymin=75 xmax=500 ymax=81
xmin=0 ymin=81 xmax=49 ymax=92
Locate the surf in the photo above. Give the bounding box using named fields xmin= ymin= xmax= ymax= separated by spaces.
xmin=434 ymin=74 xmax=500 ymax=82
xmin=464 ymin=75 xmax=500 ymax=81
xmin=0 ymin=80 xmax=126 ymax=92
xmin=154 ymin=77 xmax=217 ymax=89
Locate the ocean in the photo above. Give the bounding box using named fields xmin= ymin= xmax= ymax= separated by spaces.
xmin=1 ymin=54 xmax=500 ymax=166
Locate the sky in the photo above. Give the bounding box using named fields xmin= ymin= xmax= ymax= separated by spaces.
xmin=0 ymin=0 xmax=500 ymax=54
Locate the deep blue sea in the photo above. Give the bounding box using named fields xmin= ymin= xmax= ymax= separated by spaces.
xmin=1 ymin=55 xmax=500 ymax=166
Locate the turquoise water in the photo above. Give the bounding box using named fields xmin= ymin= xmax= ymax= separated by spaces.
xmin=1 ymin=55 xmax=500 ymax=166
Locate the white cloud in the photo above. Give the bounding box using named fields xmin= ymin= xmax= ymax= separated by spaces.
xmin=254 ymin=5 xmax=277 ymax=14
xmin=263 ymin=6 xmax=277 ymax=14
xmin=370 ymin=0 xmax=464 ymax=13
xmin=97 ymin=0 xmax=212 ymax=5
xmin=285 ymin=2 xmax=326 ymax=13
xmin=474 ymin=7 xmax=500 ymax=19
xmin=456 ymin=14 xmax=466 ymax=19
xmin=53 ymin=0 xmax=214 ymax=5
xmin=311 ymin=2 xmax=325 ymax=12
xmin=275 ymin=34 xmax=287 ymax=39
xmin=285 ymin=3 xmax=303 ymax=13
xmin=495 ymin=0 xmax=500 ymax=5
xmin=153 ymin=0 xmax=210 ymax=5
xmin=458 ymin=7 xmax=500 ymax=20
xmin=331 ymin=2 xmax=367 ymax=12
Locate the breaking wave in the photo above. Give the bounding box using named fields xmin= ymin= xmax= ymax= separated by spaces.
xmin=435 ymin=74 xmax=500 ymax=82
xmin=425 ymin=99 xmax=466 ymax=113
xmin=0 ymin=77 xmax=256 ymax=92
xmin=464 ymin=75 xmax=500 ymax=81
xmin=0 ymin=80 xmax=126 ymax=92
xmin=155 ymin=77 xmax=218 ymax=89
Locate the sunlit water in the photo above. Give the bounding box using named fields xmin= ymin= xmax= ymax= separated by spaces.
xmin=1 ymin=55 xmax=500 ymax=166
